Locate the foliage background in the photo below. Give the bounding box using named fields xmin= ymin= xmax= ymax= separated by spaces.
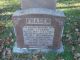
xmin=0 ymin=0 xmax=80 ymax=60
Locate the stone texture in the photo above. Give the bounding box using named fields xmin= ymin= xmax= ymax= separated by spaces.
xmin=21 ymin=0 xmax=56 ymax=9
xmin=12 ymin=8 xmax=65 ymax=53
xmin=13 ymin=42 xmax=64 ymax=53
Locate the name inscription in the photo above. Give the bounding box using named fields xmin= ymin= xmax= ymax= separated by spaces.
xmin=26 ymin=18 xmax=51 ymax=25
xmin=23 ymin=17 xmax=54 ymax=48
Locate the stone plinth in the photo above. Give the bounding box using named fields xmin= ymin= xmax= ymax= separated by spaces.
xmin=12 ymin=8 xmax=65 ymax=53
xmin=21 ymin=0 xmax=56 ymax=9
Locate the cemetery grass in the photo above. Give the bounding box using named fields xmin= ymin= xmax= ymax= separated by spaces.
xmin=0 ymin=0 xmax=80 ymax=60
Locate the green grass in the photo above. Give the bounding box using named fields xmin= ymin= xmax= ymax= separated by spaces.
xmin=0 ymin=0 xmax=80 ymax=60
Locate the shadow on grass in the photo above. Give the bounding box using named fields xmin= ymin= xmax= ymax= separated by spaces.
xmin=58 ymin=0 xmax=80 ymax=4
xmin=63 ymin=9 xmax=80 ymax=42
xmin=0 ymin=4 xmax=20 ymax=14
xmin=0 ymin=3 xmax=20 ymax=21
xmin=57 ymin=6 xmax=80 ymax=9
xmin=0 ymin=14 xmax=12 ymax=20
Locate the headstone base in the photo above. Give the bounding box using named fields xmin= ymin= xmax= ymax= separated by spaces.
xmin=13 ymin=42 xmax=64 ymax=54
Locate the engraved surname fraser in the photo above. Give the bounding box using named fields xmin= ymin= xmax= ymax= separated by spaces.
xmin=26 ymin=18 xmax=51 ymax=24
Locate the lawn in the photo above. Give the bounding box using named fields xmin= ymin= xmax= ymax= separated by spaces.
xmin=0 ymin=0 xmax=80 ymax=60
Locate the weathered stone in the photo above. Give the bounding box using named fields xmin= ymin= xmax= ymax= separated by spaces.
xmin=21 ymin=0 xmax=56 ymax=9
xmin=12 ymin=8 xmax=65 ymax=53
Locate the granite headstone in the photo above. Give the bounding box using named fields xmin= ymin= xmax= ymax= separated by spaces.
xmin=12 ymin=0 xmax=65 ymax=53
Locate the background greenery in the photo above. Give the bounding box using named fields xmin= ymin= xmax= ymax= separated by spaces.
xmin=0 ymin=0 xmax=80 ymax=60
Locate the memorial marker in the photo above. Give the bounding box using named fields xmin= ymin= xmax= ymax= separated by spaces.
xmin=12 ymin=0 xmax=65 ymax=53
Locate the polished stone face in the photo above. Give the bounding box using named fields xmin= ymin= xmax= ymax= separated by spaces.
xmin=21 ymin=0 xmax=56 ymax=9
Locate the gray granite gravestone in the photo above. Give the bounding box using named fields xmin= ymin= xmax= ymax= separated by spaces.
xmin=12 ymin=0 xmax=65 ymax=54
xmin=21 ymin=0 xmax=56 ymax=9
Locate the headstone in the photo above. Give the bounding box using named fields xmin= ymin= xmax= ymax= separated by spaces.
xmin=21 ymin=0 xmax=56 ymax=9
xmin=12 ymin=0 xmax=65 ymax=53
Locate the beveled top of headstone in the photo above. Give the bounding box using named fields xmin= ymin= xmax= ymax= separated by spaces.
xmin=13 ymin=8 xmax=65 ymax=17
xmin=21 ymin=0 xmax=57 ymax=9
